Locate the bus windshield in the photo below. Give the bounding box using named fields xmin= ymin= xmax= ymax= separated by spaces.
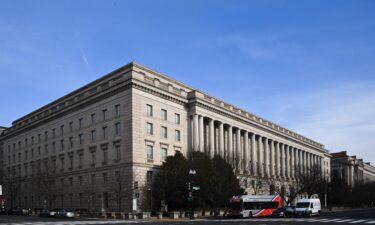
xmin=229 ymin=202 xmax=242 ymax=210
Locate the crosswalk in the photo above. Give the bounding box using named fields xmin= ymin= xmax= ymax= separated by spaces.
xmin=2 ymin=218 xmax=375 ymax=225
xmin=210 ymin=217 xmax=375 ymax=224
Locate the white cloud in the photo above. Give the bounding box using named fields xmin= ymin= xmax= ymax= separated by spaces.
xmin=269 ymin=82 xmax=375 ymax=165
xmin=81 ymin=50 xmax=92 ymax=72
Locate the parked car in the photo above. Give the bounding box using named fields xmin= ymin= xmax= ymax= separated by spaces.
xmin=53 ymin=209 xmax=75 ymax=218
xmin=38 ymin=209 xmax=51 ymax=217
xmin=7 ymin=208 xmax=30 ymax=215
xmin=271 ymin=207 xmax=295 ymax=218
xmin=295 ymin=198 xmax=321 ymax=217
xmin=49 ymin=208 xmax=60 ymax=217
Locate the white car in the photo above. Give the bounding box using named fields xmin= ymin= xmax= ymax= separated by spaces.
xmin=295 ymin=198 xmax=321 ymax=217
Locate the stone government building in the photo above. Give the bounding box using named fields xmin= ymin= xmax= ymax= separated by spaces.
xmin=0 ymin=62 xmax=331 ymax=211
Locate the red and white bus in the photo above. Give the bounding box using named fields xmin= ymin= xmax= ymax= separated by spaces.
xmin=227 ymin=195 xmax=282 ymax=218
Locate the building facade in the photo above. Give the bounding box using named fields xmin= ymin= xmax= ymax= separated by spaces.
xmin=0 ymin=62 xmax=331 ymax=211
xmin=331 ymin=151 xmax=375 ymax=187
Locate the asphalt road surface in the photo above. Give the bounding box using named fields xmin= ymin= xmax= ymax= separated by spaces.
xmin=0 ymin=209 xmax=374 ymax=225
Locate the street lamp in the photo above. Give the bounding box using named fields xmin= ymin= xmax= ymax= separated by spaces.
xmin=188 ymin=169 xmax=196 ymax=219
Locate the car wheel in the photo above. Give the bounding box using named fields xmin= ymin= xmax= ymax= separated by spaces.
xmin=309 ymin=212 xmax=312 ymax=218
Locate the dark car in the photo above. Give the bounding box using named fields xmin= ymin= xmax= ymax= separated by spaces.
xmin=38 ymin=209 xmax=51 ymax=217
xmin=271 ymin=207 xmax=295 ymax=218
xmin=7 ymin=208 xmax=30 ymax=215
xmin=53 ymin=209 xmax=75 ymax=218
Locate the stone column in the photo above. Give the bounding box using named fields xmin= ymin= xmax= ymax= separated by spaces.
xmin=290 ymin=147 xmax=295 ymax=179
xmin=264 ymin=137 xmax=269 ymax=177
xmin=193 ymin=114 xmax=199 ymax=151
xmin=270 ymin=140 xmax=275 ymax=177
xmin=280 ymin=143 xmax=285 ymax=177
xmin=258 ymin=136 xmax=264 ymax=177
xmin=244 ymin=131 xmax=249 ymax=173
xmin=199 ymin=116 xmax=204 ymax=152
xmin=251 ymin=133 xmax=257 ymax=176
xmin=209 ymin=119 xmax=215 ymax=158
xmin=236 ymin=128 xmax=241 ymax=171
xmin=219 ymin=122 xmax=224 ymax=158
xmin=228 ymin=126 xmax=233 ymax=165
xmin=285 ymin=144 xmax=290 ymax=178
xmin=350 ymin=164 xmax=354 ymax=187
xmin=276 ymin=142 xmax=280 ymax=177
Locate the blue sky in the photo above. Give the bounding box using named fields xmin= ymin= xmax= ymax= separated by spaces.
xmin=1 ymin=0 xmax=375 ymax=163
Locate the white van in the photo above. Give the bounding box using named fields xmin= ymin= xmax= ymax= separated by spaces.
xmin=295 ymin=198 xmax=321 ymax=217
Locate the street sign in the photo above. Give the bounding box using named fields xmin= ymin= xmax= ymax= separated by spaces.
xmin=192 ymin=186 xmax=200 ymax=191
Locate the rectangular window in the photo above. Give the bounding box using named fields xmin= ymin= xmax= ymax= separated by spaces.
xmin=115 ymin=104 xmax=120 ymax=117
xmin=146 ymin=104 xmax=153 ymax=117
xmin=102 ymin=109 xmax=107 ymax=121
xmin=44 ymin=144 xmax=48 ymax=155
xmin=52 ymin=128 xmax=56 ymax=138
xmin=37 ymin=147 xmax=41 ymax=156
xmin=91 ymin=113 xmax=96 ymax=124
xmin=91 ymin=150 xmax=96 ymax=165
xmin=38 ymin=134 xmax=41 ymax=143
xmin=69 ymin=137 xmax=74 ymax=149
xmin=25 ymin=150 xmax=28 ymax=160
xmin=146 ymin=145 xmax=153 ymax=161
xmin=175 ymin=113 xmax=180 ymax=124
xmin=115 ymin=122 xmax=121 ymax=136
xmin=45 ymin=131 xmax=48 ymax=141
xmin=52 ymin=142 xmax=56 ymax=153
xmin=79 ymin=133 xmax=83 ymax=145
xmin=161 ymin=147 xmax=167 ymax=162
xmin=79 ymin=118 xmax=83 ymax=129
xmin=175 ymin=130 xmax=181 ymax=142
xmin=146 ymin=123 xmax=153 ymax=135
xmin=103 ymin=173 xmax=108 ymax=183
xmin=102 ymin=127 xmax=108 ymax=140
xmin=69 ymin=121 xmax=73 ymax=132
xmin=91 ymin=130 xmax=96 ymax=142
xmin=91 ymin=174 xmax=96 ymax=184
xmin=79 ymin=176 xmax=83 ymax=186
xmin=146 ymin=171 xmax=153 ymax=186
xmin=115 ymin=145 xmax=120 ymax=162
xmin=161 ymin=109 xmax=167 ymax=121
xmin=103 ymin=149 xmax=108 ymax=164
xmin=31 ymin=136 xmax=34 ymax=145
xmin=60 ymin=139 xmax=64 ymax=151
xmin=78 ymin=153 xmax=83 ymax=168
xmin=69 ymin=177 xmax=73 ymax=185
xmin=161 ymin=126 xmax=168 ymax=139
xmin=69 ymin=155 xmax=73 ymax=169
xmin=60 ymin=125 xmax=64 ymax=136
xmin=31 ymin=149 xmax=34 ymax=158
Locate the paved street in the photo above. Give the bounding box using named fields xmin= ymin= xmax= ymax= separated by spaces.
xmin=0 ymin=209 xmax=374 ymax=225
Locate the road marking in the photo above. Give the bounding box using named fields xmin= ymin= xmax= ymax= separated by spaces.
xmin=365 ymin=220 xmax=375 ymax=224
xmin=350 ymin=220 xmax=368 ymax=224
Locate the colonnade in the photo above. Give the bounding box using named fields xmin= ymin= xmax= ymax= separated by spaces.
xmin=191 ymin=114 xmax=324 ymax=179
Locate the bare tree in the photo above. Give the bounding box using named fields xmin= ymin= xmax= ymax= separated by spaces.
xmin=0 ymin=168 xmax=21 ymax=208
xmin=285 ymin=164 xmax=325 ymax=205
xmin=251 ymin=176 xmax=265 ymax=195
xmin=109 ymin=169 xmax=130 ymax=212
xmin=82 ymin=178 xmax=98 ymax=212
xmin=36 ymin=160 xmax=62 ymax=209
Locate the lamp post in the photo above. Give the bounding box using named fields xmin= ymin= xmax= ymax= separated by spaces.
xmin=189 ymin=169 xmax=196 ymax=219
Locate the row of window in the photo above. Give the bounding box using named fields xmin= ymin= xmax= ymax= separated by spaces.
xmin=7 ymin=104 xmax=121 ymax=152
xmin=6 ymin=123 xmax=121 ymax=165
xmin=146 ymin=104 xmax=181 ymax=124
xmin=7 ymin=143 xmax=121 ymax=177
xmin=145 ymin=123 xmax=181 ymax=141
